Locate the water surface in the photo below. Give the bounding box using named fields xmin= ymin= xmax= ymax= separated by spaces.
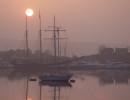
xmin=0 ymin=69 xmax=130 ymax=100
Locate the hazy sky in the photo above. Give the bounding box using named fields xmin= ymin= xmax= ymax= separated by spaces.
xmin=0 ymin=0 xmax=130 ymax=45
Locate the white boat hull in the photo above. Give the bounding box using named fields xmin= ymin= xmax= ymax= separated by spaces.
xmin=39 ymin=81 xmax=72 ymax=87
xmin=39 ymin=74 xmax=72 ymax=81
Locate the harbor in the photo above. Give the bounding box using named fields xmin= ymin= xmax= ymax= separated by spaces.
xmin=0 ymin=0 xmax=130 ymax=100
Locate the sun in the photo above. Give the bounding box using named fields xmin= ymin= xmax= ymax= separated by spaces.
xmin=26 ymin=9 xmax=33 ymax=16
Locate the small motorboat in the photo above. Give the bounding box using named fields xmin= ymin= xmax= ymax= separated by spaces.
xmin=39 ymin=74 xmax=72 ymax=81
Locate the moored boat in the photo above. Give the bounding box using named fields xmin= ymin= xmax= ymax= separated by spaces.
xmin=106 ymin=61 xmax=130 ymax=68
xmin=39 ymin=74 xmax=72 ymax=81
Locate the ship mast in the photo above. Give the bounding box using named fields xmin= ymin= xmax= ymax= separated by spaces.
xmin=53 ymin=15 xmax=57 ymax=64
xmin=39 ymin=11 xmax=43 ymax=64
xmin=45 ymin=15 xmax=57 ymax=64
xmin=26 ymin=15 xmax=29 ymax=61
xmin=57 ymin=28 xmax=66 ymax=64
xmin=45 ymin=15 xmax=66 ymax=64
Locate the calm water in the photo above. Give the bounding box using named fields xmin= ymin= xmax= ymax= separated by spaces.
xmin=0 ymin=69 xmax=130 ymax=100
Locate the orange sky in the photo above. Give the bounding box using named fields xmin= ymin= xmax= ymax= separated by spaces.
xmin=0 ymin=0 xmax=130 ymax=45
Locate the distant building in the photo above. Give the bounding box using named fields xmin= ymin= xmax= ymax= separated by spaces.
xmin=115 ymin=47 xmax=128 ymax=55
xmin=99 ymin=48 xmax=114 ymax=55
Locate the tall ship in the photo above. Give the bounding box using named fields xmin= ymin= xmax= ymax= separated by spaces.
xmin=12 ymin=13 xmax=72 ymax=68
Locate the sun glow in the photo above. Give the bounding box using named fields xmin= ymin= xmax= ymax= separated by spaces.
xmin=26 ymin=9 xmax=33 ymax=16
xmin=27 ymin=99 xmax=32 ymax=100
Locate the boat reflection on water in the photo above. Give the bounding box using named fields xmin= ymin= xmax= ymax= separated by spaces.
xmin=39 ymin=80 xmax=73 ymax=100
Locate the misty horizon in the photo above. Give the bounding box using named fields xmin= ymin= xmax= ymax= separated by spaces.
xmin=0 ymin=38 xmax=129 ymax=57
